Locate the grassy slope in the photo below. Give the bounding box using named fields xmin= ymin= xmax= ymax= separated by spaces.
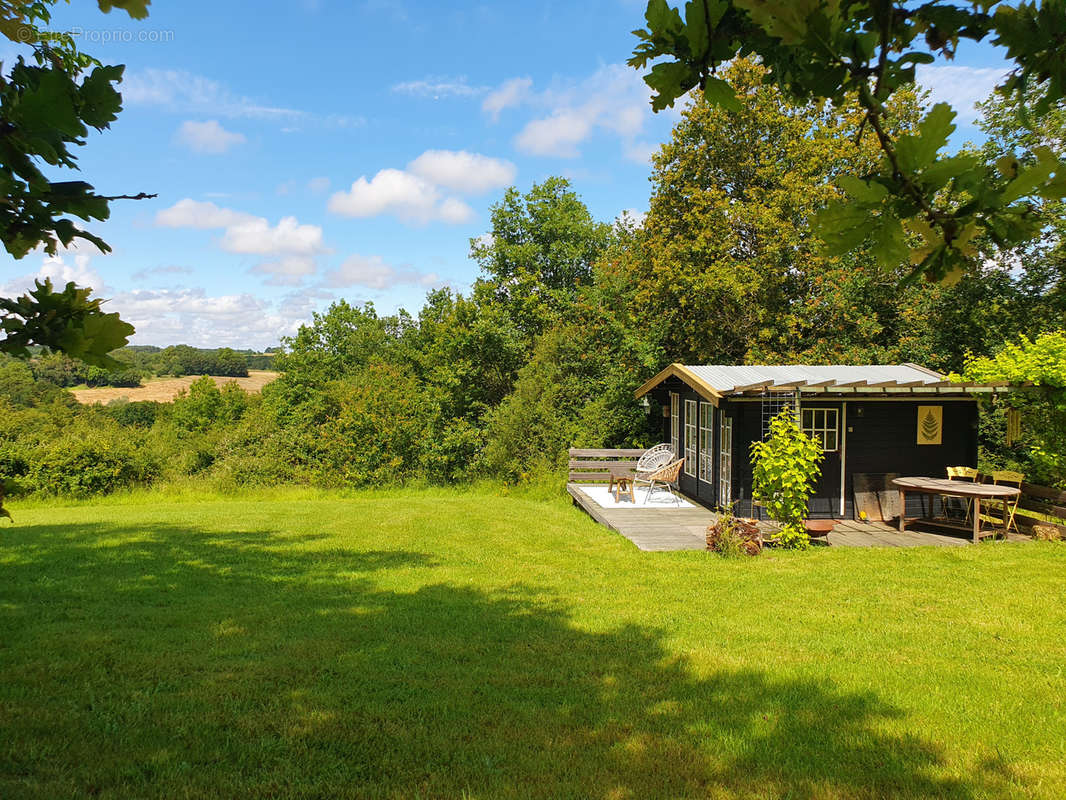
xmin=1 ymin=489 xmax=1064 ymax=799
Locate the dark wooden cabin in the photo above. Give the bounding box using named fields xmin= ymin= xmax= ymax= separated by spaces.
xmin=634 ymin=364 xmax=1012 ymax=519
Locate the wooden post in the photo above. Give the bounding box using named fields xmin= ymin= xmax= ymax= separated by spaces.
xmin=972 ymin=497 xmax=981 ymax=544
xmin=898 ymin=489 xmax=906 ymax=532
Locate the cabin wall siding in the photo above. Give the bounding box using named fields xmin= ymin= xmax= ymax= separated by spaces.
xmin=698 ymin=394 xmax=977 ymax=519
xmin=645 ymin=378 xmax=978 ymax=519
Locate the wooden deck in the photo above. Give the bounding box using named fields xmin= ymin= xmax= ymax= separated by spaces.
xmin=567 ymin=484 xmax=1030 ymax=552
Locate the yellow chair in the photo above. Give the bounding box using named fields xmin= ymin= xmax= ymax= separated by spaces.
xmin=990 ymin=470 xmax=1024 ymax=535
xmin=944 ymin=466 xmax=979 ymax=521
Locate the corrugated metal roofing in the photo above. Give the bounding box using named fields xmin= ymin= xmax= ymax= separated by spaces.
xmin=683 ymin=364 xmax=945 ymax=393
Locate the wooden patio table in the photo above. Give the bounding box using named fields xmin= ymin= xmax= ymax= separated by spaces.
xmin=891 ymin=477 xmax=1020 ymax=543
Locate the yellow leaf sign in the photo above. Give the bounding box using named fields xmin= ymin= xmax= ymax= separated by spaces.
xmin=917 ymin=405 xmax=942 ymax=445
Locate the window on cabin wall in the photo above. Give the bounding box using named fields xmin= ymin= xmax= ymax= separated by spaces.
xmin=801 ymin=408 xmax=839 ymax=452
xmin=684 ymin=399 xmax=697 ymax=477
xmin=670 ymin=393 xmax=679 ymax=457
xmin=698 ymin=402 xmax=714 ymax=483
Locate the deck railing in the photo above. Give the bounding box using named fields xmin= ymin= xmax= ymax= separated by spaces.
xmin=567 ymin=448 xmax=645 ymax=484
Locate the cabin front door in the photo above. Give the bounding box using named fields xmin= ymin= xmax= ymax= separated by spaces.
xmin=800 ymin=405 xmax=842 ymax=517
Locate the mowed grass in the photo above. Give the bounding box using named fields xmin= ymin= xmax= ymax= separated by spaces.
xmin=1 ymin=489 xmax=1064 ymax=799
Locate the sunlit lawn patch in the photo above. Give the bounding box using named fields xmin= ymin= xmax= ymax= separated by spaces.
xmin=1 ymin=489 xmax=1064 ymax=798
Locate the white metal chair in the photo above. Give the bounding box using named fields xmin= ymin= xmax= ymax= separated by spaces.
xmin=635 ymin=443 xmax=675 ymax=478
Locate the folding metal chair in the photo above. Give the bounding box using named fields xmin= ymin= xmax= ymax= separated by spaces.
xmin=944 ymin=466 xmax=979 ymax=522
xmin=990 ymin=470 xmax=1024 ymax=535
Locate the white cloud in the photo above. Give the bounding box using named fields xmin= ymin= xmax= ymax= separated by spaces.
xmin=392 ymin=76 xmax=488 ymax=99
xmin=130 ymin=265 xmax=195 ymax=282
xmin=155 ymin=200 xmax=325 ymax=283
xmin=0 ymin=250 xmax=328 ymax=348
xmin=496 ymin=64 xmax=654 ymax=159
xmin=324 ymin=254 xmax=442 ymax=290
xmin=916 ymin=65 xmax=1009 ymax=124
xmin=437 ymin=197 xmax=476 ymax=224
xmin=251 ymin=256 xmax=318 ymax=286
xmin=123 ymin=68 xmax=364 ymax=128
xmin=328 ymin=149 xmax=514 ymax=225
xmin=124 ymin=68 xmax=300 ymax=119
xmin=515 ymin=110 xmax=592 ymax=158
xmin=307 ymin=176 xmax=331 ymax=194
xmin=1 ymin=251 xmax=106 ymax=299
xmin=219 ymin=216 xmax=324 ymax=257
xmin=407 ymin=150 xmax=516 ymax=194
xmin=622 ymin=139 xmax=659 ymax=165
xmin=328 ymin=168 xmax=474 ymax=224
xmin=110 ymin=286 xmax=329 ymax=349
xmin=482 ymin=77 xmax=533 ymax=121
xmin=155 ymin=199 xmax=257 ymax=229
xmin=175 ymin=120 xmax=246 ymax=154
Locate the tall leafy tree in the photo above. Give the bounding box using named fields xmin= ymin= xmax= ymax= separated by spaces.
xmin=977 ymin=81 xmax=1066 ymax=328
xmin=631 ymin=58 xmax=922 ymax=364
xmin=471 ymin=177 xmax=611 ymax=344
xmin=628 ymin=0 xmax=1066 ymax=282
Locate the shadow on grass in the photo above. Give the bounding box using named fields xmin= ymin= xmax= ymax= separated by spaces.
xmin=0 ymin=521 xmax=998 ymax=798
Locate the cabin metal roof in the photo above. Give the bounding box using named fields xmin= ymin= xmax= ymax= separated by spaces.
xmin=634 ymin=363 xmax=1012 ymax=405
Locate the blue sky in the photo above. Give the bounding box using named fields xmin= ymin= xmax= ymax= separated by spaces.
xmin=1 ymin=1 xmax=1015 ymax=348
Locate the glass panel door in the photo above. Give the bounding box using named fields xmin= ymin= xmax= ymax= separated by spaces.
xmin=683 ymin=400 xmax=697 ymax=477
xmin=698 ymin=403 xmax=713 ymax=483
xmin=718 ymin=416 xmax=733 ymax=507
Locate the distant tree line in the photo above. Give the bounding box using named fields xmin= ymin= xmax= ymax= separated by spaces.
xmin=23 ymin=346 xmax=276 ymax=389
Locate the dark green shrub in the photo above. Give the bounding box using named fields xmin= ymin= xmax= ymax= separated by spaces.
xmin=106 ymin=400 xmax=163 ymax=428
xmin=315 ymin=364 xmax=430 ymax=486
xmin=0 ymin=359 xmax=71 ymax=407
xmin=172 ymin=377 xmax=248 ymax=432
xmin=84 ymin=365 xmax=143 ymax=388
xmin=421 ymin=418 xmax=484 ymax=483
xmin=29 ymin=435 xmax=159 ymax=496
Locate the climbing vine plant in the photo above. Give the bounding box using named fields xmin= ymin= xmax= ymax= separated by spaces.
xmin=750 ymin=408 xmax=825 ymax=548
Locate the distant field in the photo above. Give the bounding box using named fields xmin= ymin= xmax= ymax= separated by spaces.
xmin=71 ymin=370 xmax=280 ymax=404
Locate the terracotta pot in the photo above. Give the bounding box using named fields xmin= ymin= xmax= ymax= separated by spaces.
xmin=804 ymin=519 xmax=838 ymax=537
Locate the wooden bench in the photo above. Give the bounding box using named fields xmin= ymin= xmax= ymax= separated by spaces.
xmin=567 ymin=448 xmax=644 ymax=484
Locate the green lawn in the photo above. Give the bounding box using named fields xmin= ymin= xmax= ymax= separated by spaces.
xmin=1 ymin=488 xmax=1064 ymax=799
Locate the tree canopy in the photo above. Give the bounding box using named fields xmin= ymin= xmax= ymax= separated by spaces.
xmin=0 ymin=0 xmax=151 ymax=366
xmin=629 ymin=0 xmax=1066 ymax=283
xmin=470 ymin=177 xmax=612 ymax=345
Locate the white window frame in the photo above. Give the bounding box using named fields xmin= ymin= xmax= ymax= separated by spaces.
xmin=802 ymin=407 xmax=839 ymax=452
xmin=698 ymin=402 xmax=714 ymax=483
xmin=683 ymin=399 xmax=697 ymax=477
xmin=670 ymin=392 xmax=679 ymax=457
xmin=719 ymin=415 xmax=733 ymax=507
